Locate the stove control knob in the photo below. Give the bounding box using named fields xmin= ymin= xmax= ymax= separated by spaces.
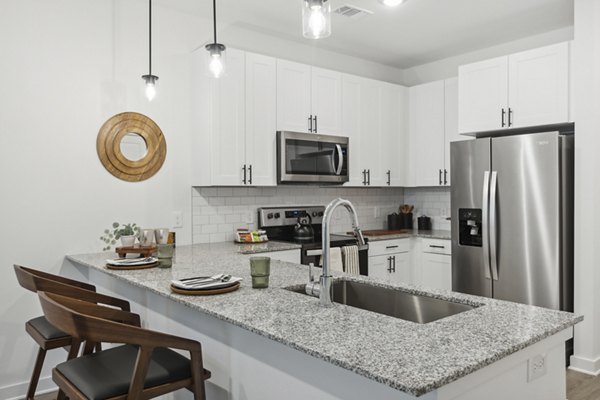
xmin=312 ymin=212 xmax=318 ymax=217
xmin=318 ymin=212 xmax=324 ymax=217
xmin=274 ymin=213 xmax=281 ymax=219
xmin=267 ymin=213 xmax=274 ymax=219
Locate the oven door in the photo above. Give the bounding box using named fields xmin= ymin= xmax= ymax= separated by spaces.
xmin=277 ymin=131 xmax=349 ymax=183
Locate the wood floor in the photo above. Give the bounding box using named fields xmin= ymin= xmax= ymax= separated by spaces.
xmin=32 ymin=370 xmax=600 ymax=400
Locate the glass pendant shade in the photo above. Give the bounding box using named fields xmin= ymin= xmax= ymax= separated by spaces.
xmin=142 ymin=74 xmax=158 ymax=101
xmin=302 ymin=0 xmax=331 ymax=39
xmin=205 ymin=43 xmax=226 ymax=78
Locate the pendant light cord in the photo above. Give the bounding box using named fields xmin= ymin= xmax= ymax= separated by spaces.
xmin=213 ymin=0 xmax=217 ymax=44
xmin=149 ymin=0 xmax=152 ymax=75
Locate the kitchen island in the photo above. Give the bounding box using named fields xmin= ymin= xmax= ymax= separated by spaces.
xmin=65 ymin=243 xmax=581 ymax=400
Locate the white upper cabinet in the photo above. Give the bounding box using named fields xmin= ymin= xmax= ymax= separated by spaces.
xmin=381 ymin=82 xmax=408 ymax=187
xmin=245 ymin=53 xmax=277 ymax=186
xmin=341 ymin=74 xmax=364 ymax=186
xmin=277 ymin=60 xmax=342 ymax=135
xmin=360 ymin=78 xmax=383 ymax=186
xmin=276 ymin=59 xmax=312 ymax=133
xmin=311 ymin=67 xmax=342 ymax=135
xmin=444 ymin=77 xmax=471 ymax=186
xmin=409 ymin=80 xmax=446 ymax=187
xmin=458 ymin=42 xmax=570 ymax=134
xmin=508 ymin=42 xmax=570 ymax=128
xmin=192 ymin=49 xmax=277 ymax=186
xmin=458 ymin=56 xmax=509 ymax=133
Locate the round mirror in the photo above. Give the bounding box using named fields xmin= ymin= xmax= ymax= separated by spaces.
xmin=119 ymin=133 xmax=148 ymax=161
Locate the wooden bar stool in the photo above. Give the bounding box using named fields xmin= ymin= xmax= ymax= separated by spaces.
xmin=38 ymin=291 xmax=211 ymax=400
xmin=14 ymin=265 xmax=135 ymax=400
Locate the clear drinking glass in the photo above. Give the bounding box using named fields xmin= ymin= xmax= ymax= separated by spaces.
xmin=250 ymin=256 xmax=271 ymax=288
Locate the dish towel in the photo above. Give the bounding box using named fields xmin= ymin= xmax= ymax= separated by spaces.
xmin=307 ymin=249 xmax=344 ymax=272
xmin=341 ymin=245 xmax=360 ymax=276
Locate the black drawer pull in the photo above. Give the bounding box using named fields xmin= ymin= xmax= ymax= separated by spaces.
xmin=386 ymin=245 xmax=399 ymax=249
xmin=429 ymin=245 xmax=445 ymax=249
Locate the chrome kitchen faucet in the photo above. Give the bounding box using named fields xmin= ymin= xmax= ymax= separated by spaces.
xmin=306 ymin=198 xmax=366 ymax=307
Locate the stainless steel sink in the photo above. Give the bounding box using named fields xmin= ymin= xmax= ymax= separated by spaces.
xmin=288 ymin=280 xmax=476 ymax=324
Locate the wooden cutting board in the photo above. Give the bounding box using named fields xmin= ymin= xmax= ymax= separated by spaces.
xmin=349 ymin=229 xmax=410 ymax=236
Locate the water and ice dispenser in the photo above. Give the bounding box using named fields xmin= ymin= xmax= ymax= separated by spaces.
xmin=458 ymin=208 xmax=482 ymax=247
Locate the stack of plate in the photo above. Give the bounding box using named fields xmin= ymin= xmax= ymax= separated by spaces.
xmin=106 ymin=257 xmax=159 ymax=270
xmin=170 ymin=274 xmax=242 ymax=295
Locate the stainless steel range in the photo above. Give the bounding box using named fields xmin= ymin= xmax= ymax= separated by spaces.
xmin=258 ymin=205 xmax=368 ymax=274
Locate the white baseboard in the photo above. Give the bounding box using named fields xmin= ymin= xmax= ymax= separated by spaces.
xmin=569 ymin=355 xmax=600 ymax=376
xmin=0 ymin=376 xmax=56 ymax=400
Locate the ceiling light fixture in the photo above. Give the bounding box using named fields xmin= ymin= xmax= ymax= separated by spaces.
xmin=141 ymin=0 xmax=159 ymax=101
xmin=302 ymin=0 xmax=332 ymax=39
xmin=379 ymin=0 xmax=408 ymax=7
xmin=206 ymin=0 xmax=226 ymax=78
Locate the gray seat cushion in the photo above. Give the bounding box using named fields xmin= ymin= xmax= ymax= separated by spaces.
xmin=55 ymin=344 xmax=192 ymax=400
xmin=28 ymin=316 xmax=69 ymax=340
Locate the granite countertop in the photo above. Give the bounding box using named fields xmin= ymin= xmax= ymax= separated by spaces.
xmin=234 ymin=240 xmax=302 ymax=254
xmin=359 ymin=229 xmax=452 ymax=242
xmin=67 ymin=243 xmax=581 ymax=397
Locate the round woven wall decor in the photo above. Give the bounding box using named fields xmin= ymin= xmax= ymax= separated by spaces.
xmin=96 ymin=112 xmax=166 ymax=182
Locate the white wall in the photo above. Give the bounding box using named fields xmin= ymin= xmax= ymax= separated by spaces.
xmin=402 ymin=26 xmax=574 ymax=86
xmin=569 ymin=0 xmax=600 ymax=375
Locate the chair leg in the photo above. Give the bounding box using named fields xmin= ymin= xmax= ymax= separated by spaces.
xmin=190 ymin=352 xmax=207 ymax=400
xmin=26 ymin=347 xmax=46 ymax=400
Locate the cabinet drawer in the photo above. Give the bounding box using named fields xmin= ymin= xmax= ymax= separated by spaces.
xmin=369 ymin=238 xmax=411 ymax=256
xmin=421 ymin=238 xmax=451 ymax=255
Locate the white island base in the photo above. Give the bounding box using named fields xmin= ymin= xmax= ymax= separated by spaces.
xmin=69 ymin=263 xmax=571 ymax=400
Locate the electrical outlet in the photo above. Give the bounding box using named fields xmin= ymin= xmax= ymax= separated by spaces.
xmin=173 ymin=211 xmax=183 ymax=228
xmin=527 ymin=354 xmax=547 ymax=382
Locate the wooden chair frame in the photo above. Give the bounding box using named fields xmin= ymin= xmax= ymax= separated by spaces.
xmin=14 ymin=265 xmax=137 ymax=400
xmin=39 ymin=291 xmax=209 ymax=400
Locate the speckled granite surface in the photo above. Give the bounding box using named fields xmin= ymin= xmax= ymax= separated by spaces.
xmin=355 ymin=229 xmax=452 ymax=242
xmin=234 ymin=240 xmax=301 ymax=254
xmin=67 ymin=243 xmax=581 ymax=397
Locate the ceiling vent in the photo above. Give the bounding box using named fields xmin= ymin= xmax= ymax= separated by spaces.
xmin=333 ymin=4 xmax=373 ymax=19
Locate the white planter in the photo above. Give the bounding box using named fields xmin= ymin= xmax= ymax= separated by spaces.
xmin=120 ymin=235 xmax=136 ymax=247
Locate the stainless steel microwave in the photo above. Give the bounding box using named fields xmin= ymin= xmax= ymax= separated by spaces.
xmin=277 ymin=131 xmax=349 ymax=184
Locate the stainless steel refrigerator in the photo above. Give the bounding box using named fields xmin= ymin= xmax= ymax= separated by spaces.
xmin=450 ymin=131 xmax=573 ymax=312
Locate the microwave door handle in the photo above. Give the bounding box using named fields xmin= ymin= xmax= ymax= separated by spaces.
xmin=334 ymin=144 xmax=344 ymax=175
xmin=482 ymin=171 xmax=492 ymax=280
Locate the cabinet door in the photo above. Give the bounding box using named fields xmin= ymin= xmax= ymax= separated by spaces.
xmin=245 ymin=53 xmax=277 ymax=186
xmin=380 ymin=83 xmax=408 ymax=187
xmin=389 ymin=252 xmax=412 ymax=285
xmin=361 ymin=78 xmax=383 ymax=186
xmin=368 ymin=254 xmax=393 ymax=282
xmin=311 ymin=67 xmax=342 ymax=135
xmin=421 ymin=253 xmax=452 ymax=291
xmin=410 ymin=80 xmax=445 ymax=187
xmin=341 ymin=74 xmax=365 ymax=186
xmin=277 ymin=59 xmax=312 ymax=133
xmin=508 ymin=42 xmax=570 ymax=128
xmin=210 ymin=48 xmax=246 ymax=186
xmin=458 ymin=56 xmax=508 ymax=133
xmin=444 ymin=77 xmax=472 ymax=186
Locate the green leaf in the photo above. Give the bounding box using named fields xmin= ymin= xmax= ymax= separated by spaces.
xmin=112 ymin=222 xmax=119 ymax=228
xmin=104 ymin=229 xmax=109 ymax=234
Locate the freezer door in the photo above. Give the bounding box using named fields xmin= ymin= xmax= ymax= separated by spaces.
xmin=490 ymin=132 xmax=561 ymax=309
xmin=451 ymin=138 xmax=492 ymax=297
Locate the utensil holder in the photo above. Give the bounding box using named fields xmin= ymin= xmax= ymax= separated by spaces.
xmin=387 ymin=214 xmax=401 ymax=230
xmin=399 ymin=213 xmax=413 ymax=229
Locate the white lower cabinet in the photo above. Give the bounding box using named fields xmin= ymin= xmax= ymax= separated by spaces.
xmin=416 ymin=238 xmax=452 ymax=291
xmin=368 ymin=237 xmax=452 ymax=290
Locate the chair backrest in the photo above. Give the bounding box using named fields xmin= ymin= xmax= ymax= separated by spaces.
xmin=14 ymin=265 xmax=95 ymax=293
xmin=14 ymin=264 xmax=132 ymax=313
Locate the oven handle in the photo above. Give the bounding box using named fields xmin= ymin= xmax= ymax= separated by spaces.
xmin=334 ymin=144 xmax=344 ymax=176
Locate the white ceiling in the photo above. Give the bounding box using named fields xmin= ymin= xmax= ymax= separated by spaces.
xmin=159 ymin=0 xmax=574 ymax=69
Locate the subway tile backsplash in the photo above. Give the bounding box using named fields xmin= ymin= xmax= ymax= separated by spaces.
xmin=191 ymin=186 xmax=451 ymax=244
xmin=192 ymin=187 xmax=405 ymax=244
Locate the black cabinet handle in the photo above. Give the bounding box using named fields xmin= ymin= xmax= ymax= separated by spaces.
xmin=443 ymin=169 xmax=448 ymax=185
xmin=362 ymin=169 xmax=367 ymax=186
xmin=387 ymin=256 xmax=393 ymax=273
xmin=439 ymin=169 xmax=442 ymax=185
xmin=313 ymin=115 xmax=318 ymax=133
xmin=386 ymin=170 xmax=391 ymax=186
xmin=385 ymin=245 xmax=399 ymax=249
xmin=501 ymin=108 xmax=506 ymax=128
xmin=308 ymin=115 xmax=313 ymax=132
xmin=248 ymin=165 xmax=253 ymax=185
xmin=429 ymin=245 xmax=445 ymax=249
xmin=508 ymin=108 xmax=513 ymax=127
xmin=367 ymin=169 xmax=371 ymax=186
xmin=392 ymin=256 xmax=396 ymax=273
xmin=242 ymin=165 xmax=247 ymax=185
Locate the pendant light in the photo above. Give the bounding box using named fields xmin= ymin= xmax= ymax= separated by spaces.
xmin=302 ymin=0 xmax=331 ymax=39
xmin=141 ymin=0 xmax=158 ymax=101
xmin=206 ymin=0 xmax=226 ymax=78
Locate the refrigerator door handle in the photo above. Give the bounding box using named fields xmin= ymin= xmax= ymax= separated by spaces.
xmin=482 ymin=171 xmax=492 ymax=280
xmin=489 ymin=171 xmax=499 ymax=281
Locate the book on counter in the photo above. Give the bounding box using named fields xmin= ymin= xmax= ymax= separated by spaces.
xmin=235 ymin=229 xmax=268 ymax=243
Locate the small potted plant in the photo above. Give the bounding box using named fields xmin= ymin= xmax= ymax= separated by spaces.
xmin=100 ymin=222 xmax=140 ymax=250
